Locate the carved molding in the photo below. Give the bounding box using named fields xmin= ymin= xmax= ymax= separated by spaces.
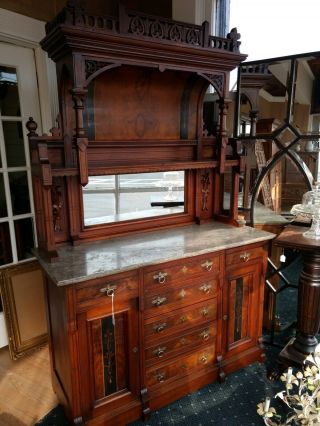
xmin=52 ymin=184 xmax=63 ymax=232
xmin=201 ymin=171 xmax=210 ymax=211
xmin=45 ymin=6 xmax=241 ymax=54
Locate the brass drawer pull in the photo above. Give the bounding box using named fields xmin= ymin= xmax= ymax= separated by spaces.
xmin=180 ymin=315 xmax=187 ymax=323
xmin=200 ymin=329 xmax=210 ymax=341
xmin=199 ymin=283 xmax=212 ymax=294
xmin=99 ymin=284 xmax=117 ymax=296
xmin=153 ymin=271 xmax=168 ymax=284
xmin=153 ymin=322 xmax=167 ymax=333
xmin=156 ymin=372 xmax=166 ymax=383
xmin=199 ymin=354 xmax=209 ymax=364
xmin=201 ymin=260 xmax=213 ymax=271
xmin=151 ymin=296 xmax=167 ymax=307
xmin=240 ymin=252 xmax=250 ymax=262
xmin=200 ymin=307 xmax=209 ymax=317
xmin=153 ymin=346 xmax=167 ymax=358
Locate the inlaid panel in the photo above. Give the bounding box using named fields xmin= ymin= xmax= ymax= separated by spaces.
xmin=91 ymin=312 xmax=129 ymax=399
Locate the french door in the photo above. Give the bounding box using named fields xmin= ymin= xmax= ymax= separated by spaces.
xmin=0 ymin=42 xmax=42 ymax=347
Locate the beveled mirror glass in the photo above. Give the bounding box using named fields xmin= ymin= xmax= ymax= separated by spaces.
xmin=83 ymin=171 xmax=185 ymax=226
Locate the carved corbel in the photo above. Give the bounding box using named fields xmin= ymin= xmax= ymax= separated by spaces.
xmin=72 ymin=88 xmax=88 ymax=186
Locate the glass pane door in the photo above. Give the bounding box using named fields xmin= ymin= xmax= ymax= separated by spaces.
xmin=0 ymin=43 xmax=41 ymax=266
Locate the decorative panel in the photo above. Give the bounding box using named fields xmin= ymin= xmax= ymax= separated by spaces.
xmin=227 ymin=275 xmax=250 ymax=347
xmin=91 ymin=312 xmax=129 ymax=400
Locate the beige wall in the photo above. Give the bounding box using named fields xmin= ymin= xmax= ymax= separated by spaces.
xmin=0 ymin=0 xmax=66 ymax=22
xmin=0 ymin=0 xmax=172 ymax=22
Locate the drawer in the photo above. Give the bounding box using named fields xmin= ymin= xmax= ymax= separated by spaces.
xmin=144 ymin=278 xmax=218 ymax=317
xmin=144 ymin=300 xmax=217 ymax=341
xmin=146 ymin=345 xmax=216 ymax=388
xmin=145 ymin=323 xmax=216 ymax=366
xmin=225 ymin=245 xmax=266 ymax=267
xmin=76 ymin=274 xmax=138 ymax=308
xmin=143 ymin=253 xmax=221 ymax=293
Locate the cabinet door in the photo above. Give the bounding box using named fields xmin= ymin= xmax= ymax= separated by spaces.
xmin=223 ymin=261 xmax=263 ymax=358
xmin=77 ymin=298 xmax=141 ymax=423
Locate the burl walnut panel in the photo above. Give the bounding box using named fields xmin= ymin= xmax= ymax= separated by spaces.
xmin=86 ymin=67 xmax=199 ymax=141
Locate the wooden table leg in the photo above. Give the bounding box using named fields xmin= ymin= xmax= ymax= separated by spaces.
xmin=279 ymin=251 xmax=320 ymax=367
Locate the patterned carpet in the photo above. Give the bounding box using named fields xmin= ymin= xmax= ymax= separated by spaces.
xmin=35 ymin=256 xmax=301 ymax=426
xmin=35 ymin=357 xmax=283 ymax=426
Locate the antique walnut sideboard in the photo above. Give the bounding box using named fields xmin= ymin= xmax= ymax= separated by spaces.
xmin=27 ymin=3 xmax=274 ymax=425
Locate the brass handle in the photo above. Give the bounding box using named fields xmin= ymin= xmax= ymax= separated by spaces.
xmin=199 ymin=283 xmax=212 ymax=294
xmin=199 ymin=354 xmax=208 ymax=364
xmin=153 ymin=322 xmax=167 ymax=333
xmin=151 ymin=296 xmax=167 ymax=307
xmin=240 ymin=252 xmax=250 ymax=262
xmin=200 ymin=329 xmax=210 ymax=341
xmin=153 ymin=271 xmax=168 ymax=284
xmin=153 ymin=346 xmax=167 ymax=358
xmin=156 ymin=372 xmax=166 ymax=383
xmin=99 ymin=284 xmax=117 ymax=296
xmin=200 ymin=307 xmax=209 ymax=317
xmin=201 ymin=260 xmax=213 ymax=271
xmin=180 ymin=315 xmax=187 ymax=323
xmin=180 ymin=337 xmax=187 ymax=345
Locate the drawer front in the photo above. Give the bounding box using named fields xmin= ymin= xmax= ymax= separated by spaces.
xmin=146 ymin=345 xmax=216 ymax=388
xmin=76 ymin=275 xmax=138 ymax=307
xmin=144 ymin=279 xmax=218 ymax=316
xmin=145 ymin=323 xmax=216 ymax=365
xmin=143 ymin=254 xmax=221 ymax=293
xmin=226 ymin=245 xmax=265 ymax=267
xmin=144 ymin=300 xmax=217 ymax=340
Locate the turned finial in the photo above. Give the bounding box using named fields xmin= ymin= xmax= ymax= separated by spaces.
xmin=26 ymin=117 xmax=38 ymax=137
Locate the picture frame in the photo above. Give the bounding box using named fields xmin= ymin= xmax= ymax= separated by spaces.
xmin=0 ymin=261 xmax=47 ymax=359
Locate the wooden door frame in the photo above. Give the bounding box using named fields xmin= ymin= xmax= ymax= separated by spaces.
xmin=0 ymin=7 xmax=58 ymax=134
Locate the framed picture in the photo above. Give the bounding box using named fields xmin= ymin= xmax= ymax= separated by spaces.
xmin=0 ymin=261 xmax=47 ymax=359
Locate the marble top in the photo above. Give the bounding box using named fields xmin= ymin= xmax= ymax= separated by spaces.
xmin=36 ymin=222 xmax=274 ymax=286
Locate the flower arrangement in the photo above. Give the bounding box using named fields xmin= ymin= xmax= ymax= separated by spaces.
xmin=257 ymin=345 xmax=320 ymax=425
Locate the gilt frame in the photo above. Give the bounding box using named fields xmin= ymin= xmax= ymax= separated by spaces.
xmin=0 ymin=261 xmax=47 ymax=359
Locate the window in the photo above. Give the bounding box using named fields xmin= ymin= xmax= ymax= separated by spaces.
xmin=0 ymin=65 xmax=36 ymax=266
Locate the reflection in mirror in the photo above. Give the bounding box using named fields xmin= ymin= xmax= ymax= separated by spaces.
xmin=252 ymin=157 xmax=309 ymax=226
xmin=83 ymin=171 xmax=185 ymax=226
xmin=222 ymin=169 xmax=232 ymax=213
xmin=203 ymin=85 xmax=220 ymax=137
xmin=239 ymin=60 xmax=291 ymax=135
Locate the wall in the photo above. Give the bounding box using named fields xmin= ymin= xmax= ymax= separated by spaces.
xmin=0 ymin=0 xmax=172 ymax=22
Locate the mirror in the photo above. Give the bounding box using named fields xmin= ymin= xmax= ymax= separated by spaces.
xmin=83 ymin=171 xmax=185 ymax=226
xmin=237 ymin=54 xmax=320 ymax=227
xmin=236 ymin=53 xmax=320 ymax=337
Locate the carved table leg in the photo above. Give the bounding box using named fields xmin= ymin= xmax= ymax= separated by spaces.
xmin=279 ymin=251 xmax=320 ymax=367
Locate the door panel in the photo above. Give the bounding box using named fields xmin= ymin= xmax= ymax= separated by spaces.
xmin=224 ymin=261 xmax=262 ymax=358
xmin=0 ymin=42 xmax=43 ymax=352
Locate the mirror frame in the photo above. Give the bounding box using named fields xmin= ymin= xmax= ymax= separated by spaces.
xmin=0 ymin=261 xmax=47 ymax=359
